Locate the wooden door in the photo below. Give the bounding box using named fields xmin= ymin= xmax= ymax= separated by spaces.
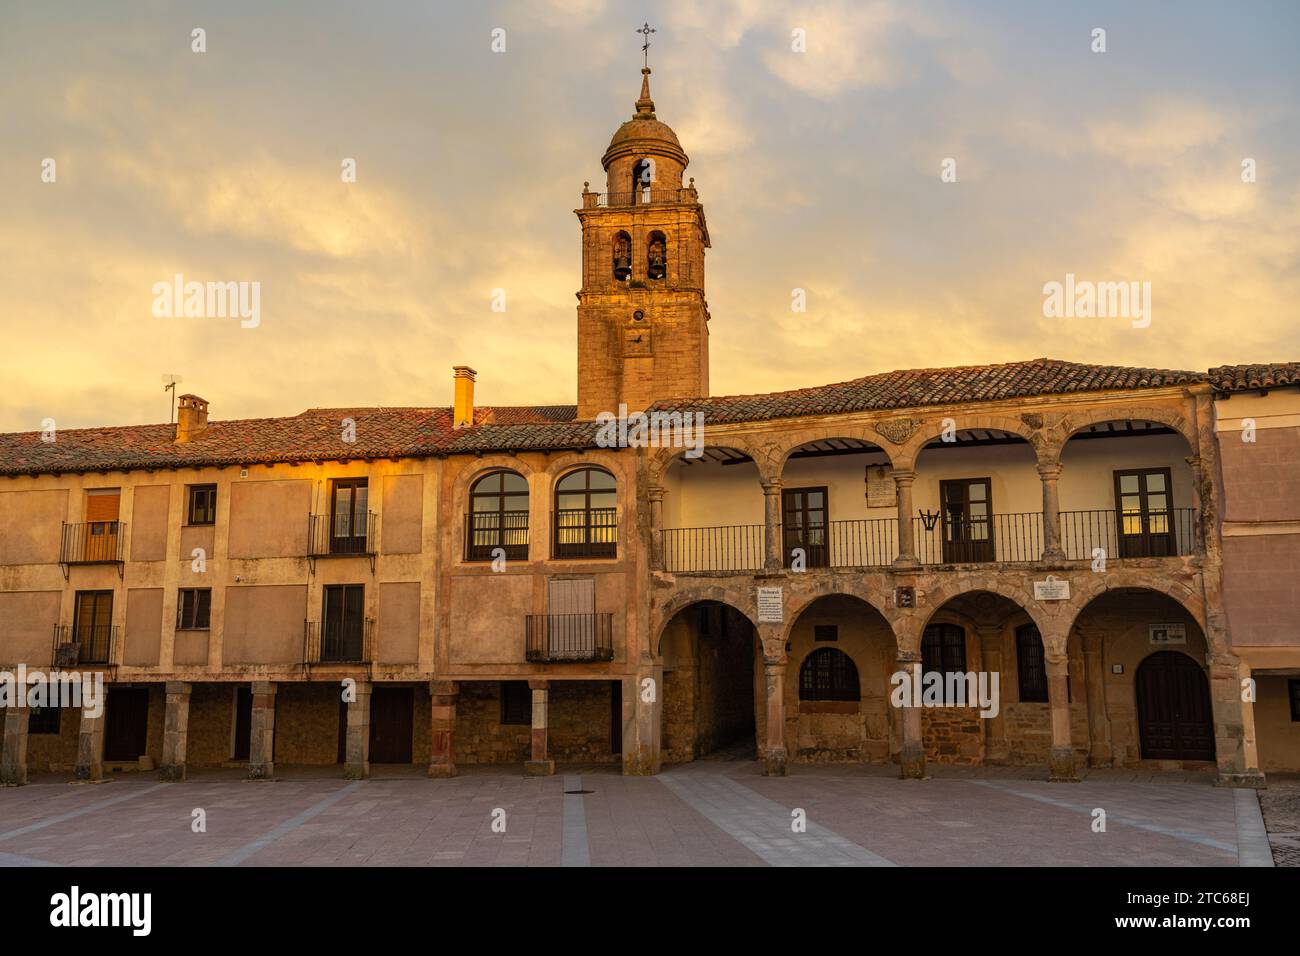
xmin=1115 ymin=468 xmax=1176 ymax=557
xmin=610 ymin=680 xmax=623 ymax=755
xmin=940 ymin=478 xmax=993 ymax=563
xmin=369 ymin=687 xmax=414 ymax=763
xmin=781 ymin=487 xmax=828 ymax=568
xmin=1136 ymin=652 xmax=1215 ymax=761
xmin=73 ymin=590 xmax=114 ymax=664
xmin=84 ymin=489 xmax=120 ymax=561
xmin=104 ymin=688 xmax=149 ymax=762
xmin=233 ymin=686 xmax=252 ymax=760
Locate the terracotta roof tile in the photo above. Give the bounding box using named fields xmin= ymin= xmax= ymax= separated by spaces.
xmin=1206 ymin=363 xmax=1300 ymax=392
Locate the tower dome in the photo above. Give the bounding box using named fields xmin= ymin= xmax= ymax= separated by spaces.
xmin=601 ymin=68 xmax=688 ymax=195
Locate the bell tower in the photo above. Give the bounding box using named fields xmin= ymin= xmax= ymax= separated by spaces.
xmin=576 ymin=47 xmax=710 ymax=419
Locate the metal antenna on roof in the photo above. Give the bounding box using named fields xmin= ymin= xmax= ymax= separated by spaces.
xmin=162 ymin=374 xmax=183 ymax=423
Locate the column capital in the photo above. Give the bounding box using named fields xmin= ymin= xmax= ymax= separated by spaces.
xmin=890 ymin=468 xmax=916 ymax=484
xmin=647 ymin=485 xmax=666 ymax=502
xmin=527 ymin=678 xmax=549 ymax=691
xmin=164 ymin=680 xmax=192 ymax=697
xmin=760 ymin=478 xmax=783 ymax=493
xmin=1036 ymin=461 xmax=1063 ymax=479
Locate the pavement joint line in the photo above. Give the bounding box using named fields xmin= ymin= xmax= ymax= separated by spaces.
xmin=211 ymin=781 xmax=366 ymax=867
xmin=1232 ymin=788 xmax=1274 ymax=867
xmin=0 ymin=782 xmax=172 ymax=844
xmin=561 ymin=774 xmax=591 ymax=867
xmin=0 ymin=850 xmax=60 ymax=867
xmin=658 ymin=769 xmax=897 ymax=867
xmin=969 ymin=780 xmax=1237 ymax=854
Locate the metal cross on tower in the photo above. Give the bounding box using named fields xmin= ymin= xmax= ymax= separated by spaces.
xmin=637 ymin=22 xmax=655 ymax=69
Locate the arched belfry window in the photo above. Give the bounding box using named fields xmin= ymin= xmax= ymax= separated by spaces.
xmin=612 ymin=231 xmax=631 ymax=281
xmin=554 ymin=467 xmax=617 ymax=559
xmin=647 ymin=231 xmax=667 ymax=280
xmin=632 ymin=158 xmax=655 ymax=202
xmin=799 ymin=648 xmax=860 ymax=702
xmin=466 ymin=470 xmax=529 ymax=561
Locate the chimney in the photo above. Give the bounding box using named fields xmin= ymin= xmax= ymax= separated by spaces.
xmin=452 ymin=366 xmax=476 ymax=429
xmin=175 ymin=394 xmax=209 ymax=443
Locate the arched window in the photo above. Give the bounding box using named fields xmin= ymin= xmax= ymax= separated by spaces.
xmin=554 ymin=467 xmax=617 ymax=558
xmin=612 ymin=231 xmax=631 ymax=281
xmin=647 ymin=231 xmax=667 ymax=280
xmin=632 ymin=158 xmax=655 ymax=202
xmin=466 ymin=470 xmax=529 ymax=561
xmin=1015 ymin=623 xmax=1048 ymax=702
xmin=799 ymin=648 xmax=860 ymax=701
xmin=922 ymin=623 xmax=967 ymax=676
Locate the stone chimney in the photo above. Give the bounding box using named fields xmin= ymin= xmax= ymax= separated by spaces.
xmin=453 ymin=367 xmax=476 ymax=429
xmin=175 ymin=394 xmax=210 ymax=443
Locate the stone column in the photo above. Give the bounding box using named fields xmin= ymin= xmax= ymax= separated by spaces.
xmin=1 ymin=706 xmax=30 ymax=786
xmin=892 ymin=470 xmax=919 ymax=567
xmin=1210 ymin=654 xmax=1266 ymax=787
xmin=761 ymin=660 xmax=788 ymax=776
xmin=75 ymin=693 xmax=107 ymax=782
xmin=1185 ymin=455 xmax=1207 ymax=553
xmin=1037 ymin=461 xmax=1066 ymax=562
xmin=978 ymin=627 xmax=1009 ymax=764
xmin=897 ymin=652 xmax=926 ymax=779
xmin=344 ymin=681 xmax=372 ymax=780
xmin=159 ymin=681 xmax=192 ymax=781
xmin=247 ymin=681 xmax=277 ymax=780
xmin=428 ymin=680 xmax=458 ymax=778
xmin=1045 ymin=654 xmax=1078 ymax=781
xmin=648 ymin=486 xmax=666 ymax=571
xmin=1081 ymin=629 xmax=1112 ymax=767
xmin=525 ymin=680 xmax=554 ymax=776
xmin=622 ymin=666 xmax=662 ymax=775
xmin=761 ymin=479 xmax=783 ymax=570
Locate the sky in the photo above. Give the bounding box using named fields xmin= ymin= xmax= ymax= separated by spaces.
xmin=1 ymin=0 xmax=1298 ymax=431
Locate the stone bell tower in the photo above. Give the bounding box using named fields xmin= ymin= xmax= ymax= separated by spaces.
xmin=575 ymin=62 xmax=711 ymax=419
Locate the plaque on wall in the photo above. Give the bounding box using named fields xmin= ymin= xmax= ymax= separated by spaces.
xmin=1032 ymin=576 xmax=1070 ymax=601
xmin=1149 ymin=622 xmax=1187 ymax=645
xmin=757 ymin=586 xmax=784 ymax=623
xmin=865 ymin=465 xmax=896 ymax=508
xmin=894 ymin=586 xmax=915 ymax=608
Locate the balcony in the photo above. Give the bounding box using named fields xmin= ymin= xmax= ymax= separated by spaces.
xmin=307 ymin=513 xmax=378 ymax=561
xmin=584 ymin=188 xmax=692 ymax=209
xmin=525 ymin=613 xmax=614 ymax=663
xmin=51 ymin=624 xmax=118 ymax=667
xmin=464 ymin=511 xmax=529 ymax=562
xmin=304 ymin=618 xmax=374 ymax=665
xmin=912 ymin=512 xmax=1043 ymax=565
xmin=662 ymin=524 xmax=765 ymax=573
xmin=552 ymin=508 xmax=618 ymax=560
xmin=1060 ymin=508 xmax=1198 ymax=560
xmin=59 ymin=522 xmax=126 ymax=569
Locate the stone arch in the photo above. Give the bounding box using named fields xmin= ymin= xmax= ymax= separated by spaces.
xmin=782 ymin=585 xmax=893 ymax=644
xmin=894 ymin=413 xmax=1049 ymax=471
xmin=1050 ymin=405 xmax=1197 ymax=462
xmin=1063 ymin=575 xmax=1209 ymax=651
xmin=647 ymin=441 xmax=759 ymax=488
xmin=772 ymin=424 xmax=897 ymax=477
xmin=651 ymin=584 xmax=758 ymax=657
xmin=912 ymin=578 xmax=1060 ymax=654
xmin=449 ymin=455 xmax=536 ymax=504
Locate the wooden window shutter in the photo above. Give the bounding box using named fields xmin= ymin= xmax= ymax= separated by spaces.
xmin=85 ymin=489 xmax=121 ymax=522
xmin=547 ymin=577 xmax=595 ymax=615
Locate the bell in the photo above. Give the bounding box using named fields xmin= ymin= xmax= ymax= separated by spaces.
xmin=648 ymin=259 xmax=666 ymax=280
xmin=614 ymin=257 xmax=631 ymax=280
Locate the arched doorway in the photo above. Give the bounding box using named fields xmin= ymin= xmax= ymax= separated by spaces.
xmin=1135 ymin=651 xmax=1215 ymax=761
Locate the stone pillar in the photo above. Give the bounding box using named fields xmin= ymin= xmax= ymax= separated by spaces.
xmin=344 ymin=681 xmax=372 ymax=780
xmin=1 ymin=706 xmax=30 ymax=786
xmin=1081 ymin=629 xmax=1112 ymax=767
xmin=428 ymin=680 xmax=458 ymax=778
xmin=892 ymin=470 xmax=919 ymax=567
xmin=897 ymin=652 xmax=926 ymax=778
xmin=978 ymin=627 xmax=1009 ymax=763
xmin=761 ymin=660 xmax=788 ymax=776
xmin=648 ymin=486 xmax=666 ymax=571
xmin=159 ymin=681 xmax=192 ymax=781
xmin=525 ymin=680 xmax=554 ymax=776
xmin=247 ymin=681 xmax=277 ymax=780
xmin=1037 ymin=461 xmax=1066 ymax=562
xmin=761 ymin=479 xmax=783 ymax=570
xmin=622 ymin=665 xmax=662 ymax=775
xmin=74 ymin=694 xmax=107 ymax=782
xmin=1210 ymin=654 xmax=1266 ymax=787
xmin=1045 ymin=654 xmax=1078 ymax=781
xmin=1185 ymin=455 xmax=1207 ymax=553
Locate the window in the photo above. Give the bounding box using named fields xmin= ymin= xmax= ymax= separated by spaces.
xmin=814 ymin=624 xmax=838 ymax=642
xmin=939 ymin=478 xmax=993 ymax=562
xmin=321 ymin=584 xmax=365 ymax=662
xmin=1114 ymin=468 xmax=1176 ymax=557
xmin=782 ymin=486 xmax=828 ymax=568
xmin=1016 ymin=624 xmax=1048 ymax=702
xmin=177 ymin=588 xmax=211 ymax=630
xmin=72 ymin=590 xmax=114 ymax=665
xmin=83 ymin=488 xmax=121 ymax=561
xmin=466 ymin=470 xmax=528 ymax=561
xmin=554 ymin=467 xmax=617 ymax=558
xmin=1290 ymin=679 xmax=1300 ymax=722
xmin=647 ymin=230 xmax=667 ymax=279
xmin=799 ymin=648 xmax=860 ymax=701
xmin=501 ymin=681 xmax=531 ymax=725
xmin=632 ymin=158 xmax=655 ymax=201
xmin=29 ymin=704 xmax=61 ymax=735
xmin=922 ymin=623 xmax=967 ymax=676
xmin=612 ymin=231 xmax=631 ymax=281
xmin=186 ymin=484 xmax=217 ymax=525
xmin=329 ymin=478 xmax=370 ymax=554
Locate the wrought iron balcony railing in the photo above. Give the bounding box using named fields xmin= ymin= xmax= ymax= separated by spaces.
xmin=304 ymin=618 xmax=374 ymax=665
xmin=525 ymin=613 xmax=614 ymax=663
xmin=661 ymin=524 xmax=764 ymax=573
xmin=307 ymin=512 xmax=378 ymax=558
xmin=464 ymin=511 xmax=529 ymax=562
xmin=912 ymin=512 xmax=1043 ymax=565
xmin=584 ymin=188 xmax=694 ymax=208
xmin=52 ymin=624 xmax=118 ymax=667
xmin=552 ymin=508 xmax=618 ymax=560
xmin=1059 ymin=508 xmax=1198 ymax=560
xmin=59 ymin=522 xmax=126 ymax=564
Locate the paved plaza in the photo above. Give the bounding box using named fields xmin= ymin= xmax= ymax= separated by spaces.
xmin=0 ymin=759 xmax=1286 ymax=868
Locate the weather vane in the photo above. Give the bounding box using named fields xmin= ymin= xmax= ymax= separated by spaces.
xmin=637 ymin=22 xmax=655 ymax=69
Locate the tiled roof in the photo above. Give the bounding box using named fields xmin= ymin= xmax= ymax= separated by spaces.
xmin=2 ymin=358 xmax=1295 ymax=475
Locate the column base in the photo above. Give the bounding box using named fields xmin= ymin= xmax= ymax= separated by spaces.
xmin=763 ymin=748 xmax=788 ymax=777
xmin=900 ymin=745 xmax=926 ymax=780
xmin=1048 ymin=747 xmax=1080 ymax=782
xmin=524 ymin=759 xmax=555 ymax=776
xmin=427 ymin=761 xmax=456 ymax=779
xmin=343 ymin=764 xmax=369 ymax=781
xmin=891 ymin=556 xmax=920 ymax=570
xmin=73 ymin=766 xmax=103 ymax=783
xmin=158 ymin=764 xmax=186 ymax=782
xmin=247 ymin=764 xmax=274 ymax=781
xmin=1037 ymin=549 xmax=1067 ymax=567
xmin=1215 ymin=770 xmax=1267 ymax=789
